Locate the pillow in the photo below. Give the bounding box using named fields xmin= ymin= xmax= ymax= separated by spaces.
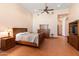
xmin=22 ymin=32 xmax=29 ymax=34
xmin=16 ymin=32 xmax=29 ymax=36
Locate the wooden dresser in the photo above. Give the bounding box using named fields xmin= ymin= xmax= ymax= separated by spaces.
xmin=38 ymin=29 xmax=50 ymax=38
xmin=67 ymin=35 xmax=79 ymax=50
xmin=1 ymin=37 xmax=16 ymax=51
xmin=67 ymin=20 xmax=79 ymax=50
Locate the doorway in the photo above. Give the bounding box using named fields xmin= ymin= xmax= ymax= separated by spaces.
xmin=57 ymin=14 xmax=68 ymax=36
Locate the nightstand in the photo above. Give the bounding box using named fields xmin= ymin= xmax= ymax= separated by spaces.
xmin=1 ymin=37 xmax=16 ymax=51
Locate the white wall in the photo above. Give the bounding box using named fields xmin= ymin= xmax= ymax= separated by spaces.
xmin=33 ymin=9 xmax=69 ymax=37
xmin=33 ymin=13 xmax=57 ymax=37
xmin=0 ymin=4 xmax=70 ymax=37
xmin=68 ymin=4 xmax=79 ymax=23
xmin=0 ymin=4 xmax=33 ymax=34
xmin=67 ymin=4 xmax=79 ymax=36
xmin=62 ymin=17 xmax=67 ymax=36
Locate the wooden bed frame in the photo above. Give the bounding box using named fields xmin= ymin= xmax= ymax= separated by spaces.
xmin=12 ymin=28 xmax=45 ymax=47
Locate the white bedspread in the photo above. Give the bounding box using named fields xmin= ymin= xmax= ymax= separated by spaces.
xmin=15 ymin=32 xmax=39 ymax=46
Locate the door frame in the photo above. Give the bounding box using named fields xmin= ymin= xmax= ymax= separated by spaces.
xmin=57 ymin=14 xmax=68 ymax=36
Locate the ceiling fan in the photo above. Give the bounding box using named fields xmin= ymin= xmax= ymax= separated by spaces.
xmin=39 ymin=3 xmax=54 ymax=14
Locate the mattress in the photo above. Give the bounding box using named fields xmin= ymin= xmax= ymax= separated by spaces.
xmin=15 ymin=32 xmax=39 ymax=46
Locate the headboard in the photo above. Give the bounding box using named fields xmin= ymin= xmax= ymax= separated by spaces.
xmin=12 ymin=28 xmax=27 ymax=37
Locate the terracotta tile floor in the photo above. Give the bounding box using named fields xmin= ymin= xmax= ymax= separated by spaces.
xmin=0 ymin=36 xmax=79 ymax=56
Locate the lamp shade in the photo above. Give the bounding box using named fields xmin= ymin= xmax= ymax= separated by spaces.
xmin=0 ymin=32 xmax=8 ymax=38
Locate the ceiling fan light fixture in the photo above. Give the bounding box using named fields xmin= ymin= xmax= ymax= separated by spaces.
xmin=57 ymin=4 xmax=61 ymax=7
xmin=51 ymin=12 xmax=54 ymax=14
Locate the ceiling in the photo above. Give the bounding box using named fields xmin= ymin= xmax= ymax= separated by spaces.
xmin=19 ymin=3 xmax=72 ymax=13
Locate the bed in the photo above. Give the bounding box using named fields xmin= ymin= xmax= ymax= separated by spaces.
xmin=12 ymin=28 xmax=45 ymax=47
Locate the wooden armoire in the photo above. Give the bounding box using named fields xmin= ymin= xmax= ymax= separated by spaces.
xmin=38 ymin=24 xmax=50 ymax=38
xmin=67 ymin=20 xmax=79 ymax=50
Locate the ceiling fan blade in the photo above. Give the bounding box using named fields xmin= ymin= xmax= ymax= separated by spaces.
xmin=45 ymin=3 xmax=48 ymax=9
xmin=46 ymin=11 xmax=49 ymax=14
xmin=47 ymin=9 xmax=54 ymax=11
